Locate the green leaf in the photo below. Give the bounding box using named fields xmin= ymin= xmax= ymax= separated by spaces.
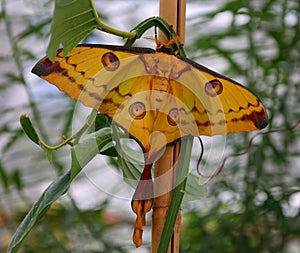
xmin=116 ymin=143 xmax=144 ymax=188
xmin=98 ymin=142 xmax=118 ymax=157
xmin=8 ymin=127 xmax=117 ymax=252
xmin=19 ymin=114 xmax=40 ymax=145
xmin=11 ymin=170 xmax=23 ymax=191
xmin=70 ymin=127 xmax=114 ymax=179
xmin=94 ymin=113 xmax=110 ymax=131
xmin=0 ymin=161 xmax=9 ymax=191
xmin=2 ymin=129 xmax=24 ymax=153
xmin=157 ymin=138 xmax=194 ymax=252
xmin=4 ymin=72 xmax=23 ymax=83
xmin=47 ymin=0 xmax=99 ymax=60
xmin=111 ymin=130 xmax=145 ymax=187
xmin=183 ymin=173 xmax=207 ymax=202
xmin=7 ymin=171 xmax=72 ymax=253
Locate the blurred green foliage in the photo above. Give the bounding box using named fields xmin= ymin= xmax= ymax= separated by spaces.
xmin=0 ymin=0 xmax=299 ymax=252
xmin=181 ymin=1 xmax=300 ymax=252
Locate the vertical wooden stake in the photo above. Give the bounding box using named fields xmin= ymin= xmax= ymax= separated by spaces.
xmin=158 ymin=0 xmax=186 ymax=43
xmin=152 ymin=1 xmax=186 ymax=252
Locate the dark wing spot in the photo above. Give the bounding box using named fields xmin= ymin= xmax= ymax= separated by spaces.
xmin=247 ymin=109 xmax=268 ymax=129
xmin=167 ymin=108 xmax=180 ymax=126
xmin=68 ymin=76 xmax=76 ymax=82
xmin=78 ymin=84 xmax=87 ymax=92
xmin=195 ymin=120 xmax=215 ymax=127
xmin=205 ymin=79 xmax=223 ymax=97
xmin=101 ymin=52 xmax=120 ymax=71
xmin=129 ymin=102 xmax=146 ymax=120
xmin=31 ymin=58 xmax=64 ymax=77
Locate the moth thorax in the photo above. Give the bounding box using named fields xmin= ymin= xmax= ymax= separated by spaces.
xmin=152 ymin=76 xmax=169 ymax=92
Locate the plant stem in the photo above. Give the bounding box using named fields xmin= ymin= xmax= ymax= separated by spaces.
xmin=39 ymin=109 xmax=98 ymax=150
xmin=89 ymin=0 xmax=137 ymax=39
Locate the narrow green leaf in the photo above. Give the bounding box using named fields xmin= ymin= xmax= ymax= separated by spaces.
xmin=11 ymin=170 xmax=23 ymax=191
xmin=8 ymin=127 xmax=116 ymax=252
xmin=19 ymin=114 xmax=40 ymax=145
xmin=7 ymin=171 xmax=72 ymax=253
xmin=157 ymin=137 xmax=194 ymax=253
xmin=47 ymin=0 xmax=99 ymax=60
xmin=3 ymin=129 xmax=23 ymax=153
xmin=4 ymin=72 xmax=23 ymax=83
xmin=0 ymin=161 xmax=9 ymax=191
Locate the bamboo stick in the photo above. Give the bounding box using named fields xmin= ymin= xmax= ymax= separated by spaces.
xmin=152 ymin=1 xmax=186 ymax=252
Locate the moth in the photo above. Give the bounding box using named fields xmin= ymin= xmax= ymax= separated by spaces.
xmin=32 ymin=43 xmax=268 ymax=246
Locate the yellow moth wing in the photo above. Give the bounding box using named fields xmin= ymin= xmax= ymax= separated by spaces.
xmin=32 ymin=45 xmax=154 ymax=109
xmin=32 ymin=44 xmax=268 ymax=155
xmin=175 ymin=55 xmax=268 ymax=135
